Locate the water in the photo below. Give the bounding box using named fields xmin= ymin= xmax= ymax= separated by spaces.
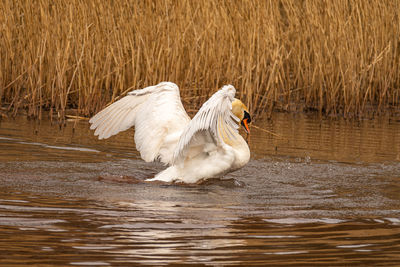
xmin=0 ymin=113 xmax=400 ymax=266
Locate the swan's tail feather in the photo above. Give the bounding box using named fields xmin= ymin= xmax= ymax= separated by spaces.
xmin=146 ymin=166 xmax=178 ymax=182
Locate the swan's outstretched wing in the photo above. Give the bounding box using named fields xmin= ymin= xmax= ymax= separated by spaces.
xmin=89 ymin=82 xmax=190 ymax=164
xmin=172 ymin=85 xmax=240 ymax=164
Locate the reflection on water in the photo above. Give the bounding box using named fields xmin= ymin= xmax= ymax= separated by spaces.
xmin=0 ymin=114 xmax=400 ymax=265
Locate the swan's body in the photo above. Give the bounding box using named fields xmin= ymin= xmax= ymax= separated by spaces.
xmin=89 ymin=82 xmax=251 ymax=183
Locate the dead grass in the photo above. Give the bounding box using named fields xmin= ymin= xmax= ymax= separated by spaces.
xmin=1 ymin=0 xmax=399 ymax=120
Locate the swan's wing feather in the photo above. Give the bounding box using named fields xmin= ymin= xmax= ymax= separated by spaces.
xmin=173 ymin=85 xmax=239 ymax=164
xmin=89 ymin=82 xmax=190 ymax=164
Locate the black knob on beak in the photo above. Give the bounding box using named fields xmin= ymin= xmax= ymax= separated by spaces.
xmin=241 ymin=111 xmax=251 ymax=133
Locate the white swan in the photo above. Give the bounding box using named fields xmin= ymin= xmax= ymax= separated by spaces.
xmin=89 ymin=82 xmax=251 ymax=183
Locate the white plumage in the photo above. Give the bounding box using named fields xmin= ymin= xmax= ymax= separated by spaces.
xmin=89 ymin=82 xmax=250 ymax=183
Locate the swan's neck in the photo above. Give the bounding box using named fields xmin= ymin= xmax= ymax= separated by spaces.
xmin=231 ymin=134 xmax=250 ymax=170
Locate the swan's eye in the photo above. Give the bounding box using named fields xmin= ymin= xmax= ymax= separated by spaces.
xmin=243 ymin=110 xmax=251 ymax=123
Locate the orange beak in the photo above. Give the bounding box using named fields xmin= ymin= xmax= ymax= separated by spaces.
xmin=241 ymin=110 xmax=251 ymax=134
xmin=242 ymin=118 xmax=250 ymax=134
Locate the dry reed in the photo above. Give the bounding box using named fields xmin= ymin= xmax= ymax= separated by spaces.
xmin=1 ymin=0 xmax=399 ymax=120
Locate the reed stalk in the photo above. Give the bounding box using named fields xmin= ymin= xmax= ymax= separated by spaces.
xmin=1 ymin=0 xmax=399 ymax=119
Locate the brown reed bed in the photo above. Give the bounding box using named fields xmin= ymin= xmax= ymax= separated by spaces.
xmin=1 ymin=0 xmax=399 ymax=121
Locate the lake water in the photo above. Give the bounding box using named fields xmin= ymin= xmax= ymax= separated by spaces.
xmin=0 ymin=113 xmax=400 ymax=266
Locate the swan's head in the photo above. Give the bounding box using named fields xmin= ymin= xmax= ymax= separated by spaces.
xmin=232 ymin=99 xmax=251 ymax=133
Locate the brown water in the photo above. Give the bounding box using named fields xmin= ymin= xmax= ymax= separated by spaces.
xmin=0 ymin=114 xmax=400 ymax=266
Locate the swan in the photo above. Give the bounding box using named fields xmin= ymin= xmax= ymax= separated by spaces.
xmin=89 ymin=82 xmax=251 ymax=183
